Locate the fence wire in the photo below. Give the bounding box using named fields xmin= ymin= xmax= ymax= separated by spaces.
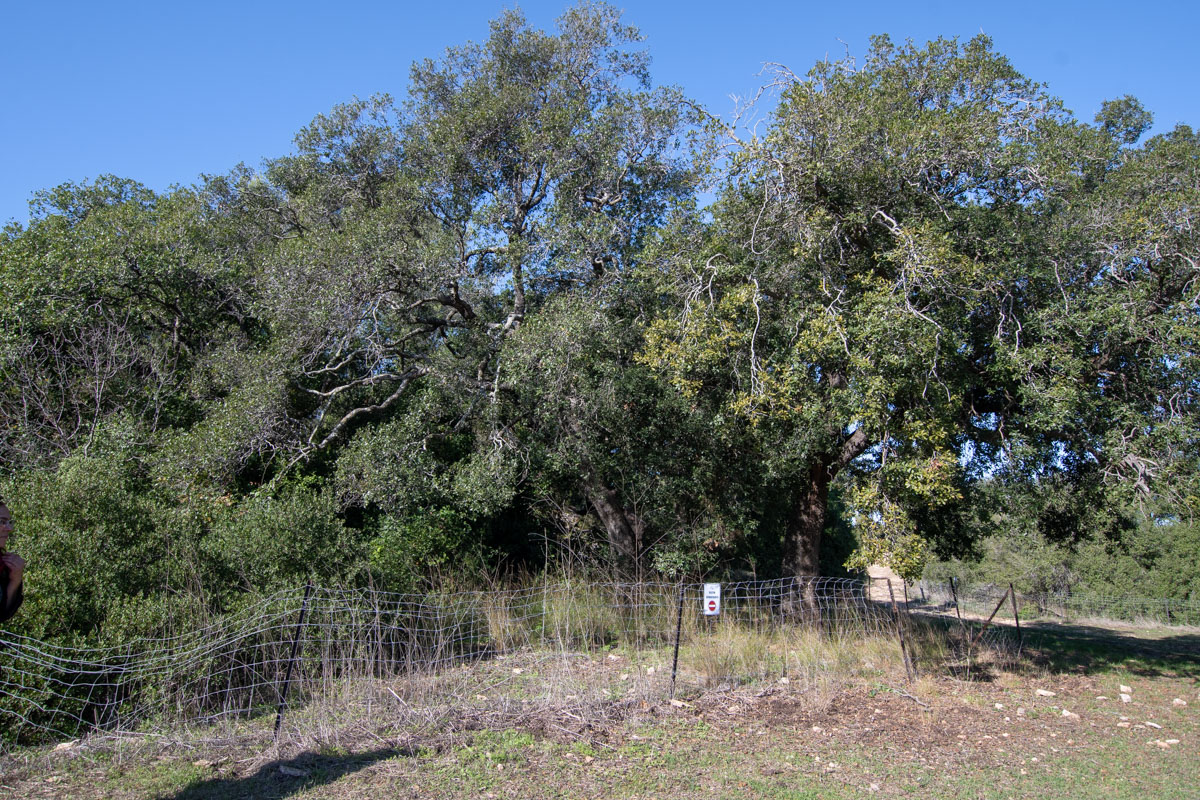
xmin=5 ymin=576 xmax=1191 ymax=748
xmin=915 ymin=581 xmax=1200 ymax=628
xmin=0 ymin=577 xmax=889 ymax=745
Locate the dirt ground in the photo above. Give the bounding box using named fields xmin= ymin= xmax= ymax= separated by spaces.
xmin=4 ymin=616 xmax=1198 ymax=799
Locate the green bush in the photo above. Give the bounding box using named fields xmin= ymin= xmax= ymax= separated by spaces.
xmin=202 ymin=477 xmax=362 ymax=594
xmin=366 ymin=506 xmax=483 ymax=591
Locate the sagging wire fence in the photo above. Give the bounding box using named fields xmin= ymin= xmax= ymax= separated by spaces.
xmin=913 ymin=580 xmax=1200 ymax=628
xmin=4 ymin=576 xmax=1192 ymax=749
xmin=1 ymin=577 xmax=894 ymax=747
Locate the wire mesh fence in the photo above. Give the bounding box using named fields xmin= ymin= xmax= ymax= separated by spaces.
xmin=0 ymin=577 xmax=891 ymax=747
xmin=914 ymin=581 xmax=1200 ymax=628
xmin=4 ymin=575 xmax=1192 ymax=749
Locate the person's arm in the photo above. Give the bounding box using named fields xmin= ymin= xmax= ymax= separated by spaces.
xmin=0 ymin=553 xmax=24 ymax=624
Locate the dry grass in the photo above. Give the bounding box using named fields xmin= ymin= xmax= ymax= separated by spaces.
xmin=7 ymin=611 xmax=1199 ymax=799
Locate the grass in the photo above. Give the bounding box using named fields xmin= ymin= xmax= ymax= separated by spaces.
xmin=2 ymin=613 xmax=1197 ymax=799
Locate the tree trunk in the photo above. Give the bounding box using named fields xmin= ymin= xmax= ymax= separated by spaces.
xmin=781 ymin=459 xmax=833 ymax=621
xmin=782 ymin=460 xmax=832 ymax=579
xmin=581 ymin=472 xmax=641 ymax=579
xmin=566 ymin=416 xmax=642 ymax=579
xmin=782 ymin=426 xmax=871 ymax=583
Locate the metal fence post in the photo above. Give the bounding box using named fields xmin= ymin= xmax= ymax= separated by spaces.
xmin=670 ymin=582 xmax=686 ymax=698
xmin=1009 ymin=582 xmax=1023 ymax=656
xmin=274 ymin=583 xmax=314 ymax=742
xmin=887 ymin=581 xmax=914 ymax=683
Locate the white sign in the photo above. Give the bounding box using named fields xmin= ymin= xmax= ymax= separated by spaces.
xmin=703 ymin=583 xmax=721 ymax=616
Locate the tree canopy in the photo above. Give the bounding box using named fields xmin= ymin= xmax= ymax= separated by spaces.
xmin=1 ymin=6 xmax=1195 ymax=642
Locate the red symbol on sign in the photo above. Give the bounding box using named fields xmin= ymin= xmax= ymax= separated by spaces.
xmin=707 ymin=600 xmax=717 ymax=611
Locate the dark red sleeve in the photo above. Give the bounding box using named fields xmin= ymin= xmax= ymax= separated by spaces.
xmin=0 ymin=576 xmax=22 ymax=624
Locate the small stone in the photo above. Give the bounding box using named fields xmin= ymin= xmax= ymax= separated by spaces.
xmin=1120 ymin=694 xmax=1132 ymax=703
xmin=1036 ymin=689 xmax=1056 ymax=697
xmin=779 ymin=676 xmax=789 ymax=684
xmin=646 ymin=666 xmax=655 ymax=675
xmin=1017 ymin=707 xmax=1026 ymax=716
xmin=1145 ymin=721 xmax=1162 ymax=729
xmin=1154 ymin=740 xmax=1171 ymax=749
xmin=1062 ymin=709 xmax=1079 ymax=719
xmin=1165 ymin=738 xmax=1181 ymax=745
xmin=869 ymin=783 xmax=881 ymax=792
xmin=1096 ymin=696 xmax=1109 ymax=701
xmin=1172 ymin=698 xmax=1187 ymax=707
xmin=669 ymin=699 xmax=688 ymax=708
xmin=812 ymin=726 xmax=824 ymax=733
xmin=279 ymin=766 xmax=309 ymax=778
xmin=1120 ymin=716 xmax=1130 ymax=721
xmin=512 ymin=667 xmax=524 ymax=675
xmin=620 ymin=673 xmax=629 ymax=681
xmin=53 ymin=740 xmax=78 ymax=752
xmin=1117 ymin=722 xmax=1131 ymax=728
xmin=193 ymin=759 xmax=215 ymax=768
xmin=995 ymin=703 xmax=1005 ymax=710
xmin=1120 ymin=684 xmax=1133 ymax=694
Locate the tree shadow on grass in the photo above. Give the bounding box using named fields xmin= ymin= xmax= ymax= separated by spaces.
xmin=1019 ymin=620 xmax=1200 ymax=679
xmin=161 ymin=746 xmax=410 ymax=800
xmin=910 ymin=609 xmax=1200 ymax=680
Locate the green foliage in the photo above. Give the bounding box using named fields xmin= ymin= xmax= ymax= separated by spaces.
xmin=928 ymin=516 xmax=1200 ymax=602
xmin=366 ymin=507 xmax=483 ymax=591
xmin=202 ymin=477 xmax=361 ymax=594
xmin=0 ymin=177 xmax=252 ymax=468
xmin=4 ymin=436 xmax=169 ymax=639
xmin=0 ymin=6 xmax=1195 ymax=657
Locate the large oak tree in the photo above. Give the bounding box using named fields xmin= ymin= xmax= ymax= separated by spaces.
xmin=641 ymin=35 xmax=1198 ymax=582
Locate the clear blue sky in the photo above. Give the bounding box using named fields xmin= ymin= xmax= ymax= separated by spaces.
xmin=2 ymin=1 xmax=1196 ymax=226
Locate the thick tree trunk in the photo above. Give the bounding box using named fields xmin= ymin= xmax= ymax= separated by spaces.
xmin=781 ymin=460 xmax=832 ymax=620
xmin=781 ymin=426 xmax=871 ymax=580
xmin=566 ymin=416 xmax=642 ymax=579
xmin=782 ymin=460 xmax=832 ymax=580
xmin=581 ymin=472 xmax=641 ymax=579
xmin=780 ymin=427 xmax=872 ymax=618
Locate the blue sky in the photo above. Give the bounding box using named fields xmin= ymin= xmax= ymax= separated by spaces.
xmin=2 ymin=1 xmax=1196 ymax=226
